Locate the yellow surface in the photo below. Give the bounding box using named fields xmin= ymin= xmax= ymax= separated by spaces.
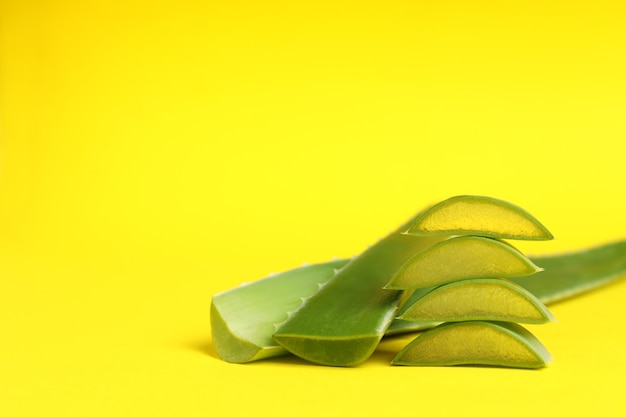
xmin=1 ymin=1 xmax=626 ymax=416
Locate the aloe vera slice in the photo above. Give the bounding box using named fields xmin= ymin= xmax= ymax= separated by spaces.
xmin=211 ymin=260 xmax=348 ymax=363
xmin=398 ymin=278 xmax=555 ymax=324
xmin=406 ymin=195 xmax=554 ymax=240
xmin=385 ymin=236 xmax=542 ymax=290
xmin=272 ymin=230 xmax=445 ymax=366
xmin=391 ymin=321 xmax=552 ymax=368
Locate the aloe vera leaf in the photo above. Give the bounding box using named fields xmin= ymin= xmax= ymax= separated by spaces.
xmin=385 ymin=236 xmax=542 ymax=290
xmin=272 ymin=228 xmax=445 ymax=366
xmin=398 ymin=278 xmax=555 ymax=324
xmin=406 ymin=195 xmax=554 ymax=241
xmin=211 ymin=260 xmax=349 ymax=363
xmin=391 ymin=321 xmax=552 ymax=368
xmin=512 ymin=239 xmax=626 ymax=304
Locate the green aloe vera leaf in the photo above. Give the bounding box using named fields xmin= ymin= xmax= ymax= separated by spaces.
xmin=388 ymin=239 xmax=626 ymax=335
xmin=406 ymin=195 xmax=554 ymax=241
xmin=211 ymin=259 xmax=349 ymax=363
xmin=272 ymin=223 xmax=446 ymax=366
xmin=398 ymin=278 xmax=555 ymax=324
xmin=512 ymin=239 xmax=626 ymax=304
xmin=385 ymin=236 xmax=542 ymax=290
xmin=391 ymin=321 xmax=552 ymax=368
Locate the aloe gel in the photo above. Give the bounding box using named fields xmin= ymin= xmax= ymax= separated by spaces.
xmin=398 ymin=278 xmax=555 ymax=324
xmin=385 ymin=236 xmax=542 ymax=290
xmin=392 ymin=321 xmax=552 ymax=369
xmin=406 ymin=195 xmax=553 ymax=240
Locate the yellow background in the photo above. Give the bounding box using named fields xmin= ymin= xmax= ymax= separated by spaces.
xmin=1 ymin=1 xmax=626 ymax=416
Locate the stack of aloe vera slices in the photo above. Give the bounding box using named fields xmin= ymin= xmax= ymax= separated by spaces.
xmin=211 ymin=195 xmax=626 ymax=367
xmin=387 ymin=197 xmax=554 ymax=368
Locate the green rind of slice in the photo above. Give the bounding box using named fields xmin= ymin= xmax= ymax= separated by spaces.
xmin=398 ymin=278 xmax=555 ymax=324
xmin=210 ymin=260 xmax=349 ymax=363
xmin=271 ymin=334 xmax=381 ymax=367
xmin=405 ymin=195 xmax=554 ymax=241
xmin=391 ymin=321 xmax=552 ymax=368
xmin=385 ymin=236 xmax=542 ymax=290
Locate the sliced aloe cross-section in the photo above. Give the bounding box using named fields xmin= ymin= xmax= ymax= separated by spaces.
xmin=385 ymin=236 xmax=542 ymax=290
xmin=398 ymin=278 xmax=555 ymax=324
xmin=406 ymin=195 xmax=554 ymax=241
xmin=391 ymin=321 xmax=552 ymax=368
